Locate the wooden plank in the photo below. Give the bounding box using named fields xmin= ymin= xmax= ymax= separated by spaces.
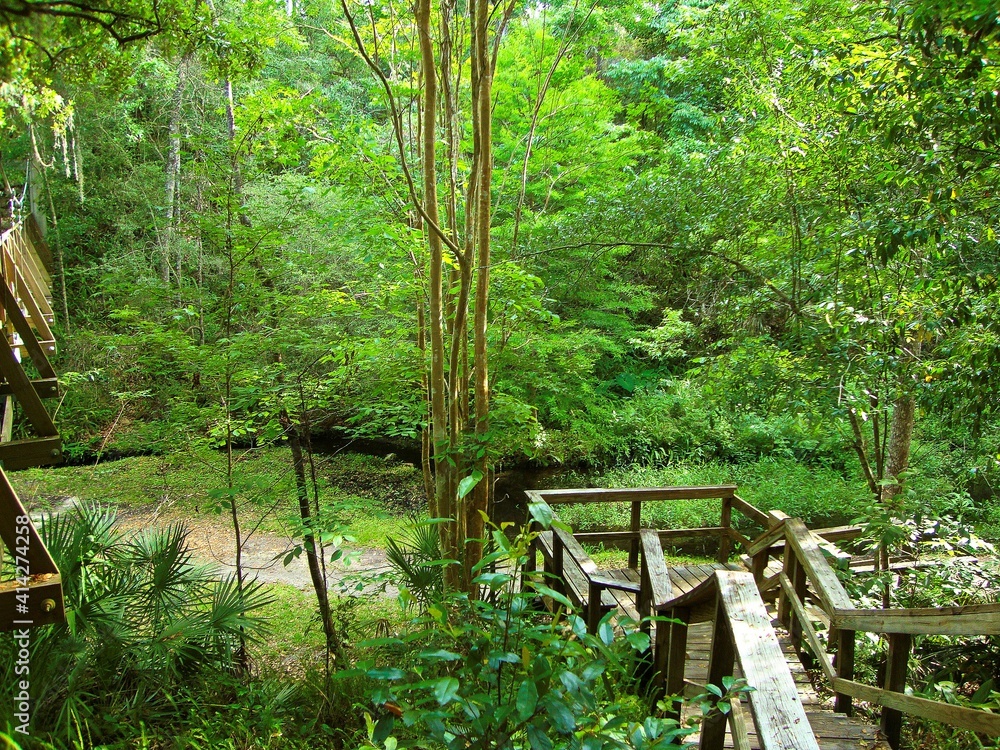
xmin=535 ymin=485 xmax=738 ymax=505
xmin=727 ymin=694 xmax=751 ymax=750
xmin=661 ymin=605 xmax=690 ymax=719
xmin=783 ymin=519 xmax=853 ymax=613
xmin=0 ymin=378 xmax=59 ymax=400
xmin=716 ymin=571 xmax=821 ymax=750
xmin=832 ymin=602 xmax=1000 ymax=635
xmin=640 ymin=529 xmax=672 ymax=608
xmin=575 ymin=527 xmax=728 ymax=543
xmin=731 ymin=494 xmax=768 ymax=525
xmin=0 ymin=574 xmax=64 ymax=630
xmin=745 ymin=522 xmax=787 ymax=557
xmin=831 ymin=676 xmax=1000 ymax=737
xmin=0 ymin=334 xmax=56 ymax=438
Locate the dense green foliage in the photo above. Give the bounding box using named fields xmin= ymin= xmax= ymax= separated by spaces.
xmin=2 ymin=0 xmax=1000 ymax=747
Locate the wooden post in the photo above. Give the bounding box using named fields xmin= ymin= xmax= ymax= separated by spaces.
xmin=552 ymin=531 xmax=565 ymax=598
xmin=629 ymin=500 xmax=641 ymax=569
xmin=587 ymin=578 xmax=602 ymax=634
xmin=789 ymin=557 xmax=808 ymax=658
xmin=701 ymin=595 xmax=735 ymax=750
xmin=718 ymin=495 xmax=732 ymax=563
xmin=751 ymin=547 xmax=769 ymax=583
xmin=881 ymin=633 xmax=911 ymax=749
xmin=834 ymin=629 xmax=856 ymax=715
xmin=777 ymin=550 xmax=797 ymax=629
xmin=662 ymin=606 xmax=690 ymax=728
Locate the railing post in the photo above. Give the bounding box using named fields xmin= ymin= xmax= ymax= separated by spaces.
xmin=777 ymin=550 xmax=797 ymax=630
xmin=881 ymin=633 xmax=911 ymax=750
xmin=701 ymin=592 xmax=735 ymax=750
xmin=587 ymin=579 xmax=602 ymax=634
xmin=751 ymin=547 xmax=769 ymax=583
xmin=834 ymin=629 xmax=856 ymax=715
xmin=628 ymin=500 xmax=641 ymax=569
xmin=552 ymin=530 xmax=565 ymax=598
xmin=661 ymin=606 xmax=690 ymax=729
xmin=718 ymin=495 xmax=732 ymax=563
xmin=789 ymin=557 xmax=808 ymax=659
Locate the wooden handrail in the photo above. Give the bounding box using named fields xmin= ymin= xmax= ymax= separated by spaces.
xmin=831 ymin=602 xmax=1000 ymax=635
xmin=529 ymin=485 xmax=738 ymax=504
xmin=713 ymin=571 xmax=821 ymax=750
xmin=639 ymin=529 xmax=671 ymax=608
xmin=776 ymin=516 xmax=1000 ymax=747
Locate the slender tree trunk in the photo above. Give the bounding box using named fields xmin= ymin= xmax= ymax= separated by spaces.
xmin=416 ymin=0 xmax=457 ymax=585
xmin=466 ymin=0 xmax=493 ymax=592
xmin=281 ymin=410 xmax=340 ymax=659
xmin=164 ymin=58 xmax=186 ymax=286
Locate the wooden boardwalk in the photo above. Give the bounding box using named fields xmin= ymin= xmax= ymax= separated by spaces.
xmin=524 ymin=485 xmax=1000 ymax=750
xmin=605 ymin=562 xmax=880 ymax=749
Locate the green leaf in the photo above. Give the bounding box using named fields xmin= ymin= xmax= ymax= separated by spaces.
xmin=368 ymin=667 xmax=406 ymax=680
xmin=599 ymin=619 xmax=614 ymax=645
xmin=372 ymin=716 xmax=394 ymax=745
xmin=546 ymin=697 xmax=577 ymax=733
xmin=530 ymin=583 xmax=573 ymax=609
xmin=434 ymin=676 xmax=460 ymax=705
xmin=516 ymin=679 xmax=538 ymax=721
xmin=458 ymin=470 xmax=484 ymax=499
xmin=526 ymin=722 xmax=553 ymax=750
xmin=417 ymin=649 xmax=462 ymax=662
xmin=627 ymin=631 xmax=651 ymax=651
xmin=528 ymin=501 xmax=554 ymax=529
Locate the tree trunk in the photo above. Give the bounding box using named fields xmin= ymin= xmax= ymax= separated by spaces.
xmin=163 ymin=58 xmax=186 ymax=286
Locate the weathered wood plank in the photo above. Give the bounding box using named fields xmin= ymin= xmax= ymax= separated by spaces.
xmin=534 ymin=485 xmax=738 ymax=505
xmin=716 ymin=571 xmax=821 ymax=750
xmin=831 ymin=677 xmax=1000 ymax=737
xmin=784 ymin=519 xmax=853 ymax=613
xmin=779 ymin=573 xmax=836 ymax=682
xmin=832 ymin=602 xmax=1000 ymax=635
xmin=640 ymin=529 xmax=671 ymax=608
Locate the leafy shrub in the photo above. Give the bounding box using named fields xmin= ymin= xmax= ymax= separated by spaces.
xmin=354 ymin=521 xmax=692 ymax=749
xmin=0 ymin=504 xmax=272 ymax=745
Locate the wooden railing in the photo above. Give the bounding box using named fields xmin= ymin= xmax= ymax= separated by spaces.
xmin=524 ymin=487 xmax=822 ymax=749
xmin=526 ymin=485 xmax=767 ymax=567
xmin=674 ymin=569 xmax=820 ymax=750
xmin=0 ymin=215 xmax=65 ymax=630
xmin=523 ymin=485 xmax=1000 ymax=749
xmin=767 ymin=517 xmax=1000 ymax=748
xmin=0 ymin=215 xmax=62 ymax=468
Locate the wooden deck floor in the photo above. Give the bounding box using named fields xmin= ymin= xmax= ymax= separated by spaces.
xmin=601 ymin=562 xmax=883 ymax=749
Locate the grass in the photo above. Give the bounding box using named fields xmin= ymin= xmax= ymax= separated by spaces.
xmin=9 ymin=447 xmax=421 ymax=549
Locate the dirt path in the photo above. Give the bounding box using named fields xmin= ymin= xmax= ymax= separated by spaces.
xmin=55 ymin=497 xmax=398 ymax=598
